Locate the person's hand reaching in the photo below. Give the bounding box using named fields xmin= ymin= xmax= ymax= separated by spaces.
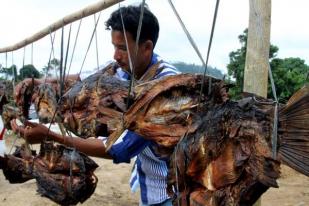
xmin=10 ymin=119 xmax=49 ymax=144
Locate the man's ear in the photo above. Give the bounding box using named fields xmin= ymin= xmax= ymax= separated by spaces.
xmin=143 ymin=40 xmax=153 ymax=52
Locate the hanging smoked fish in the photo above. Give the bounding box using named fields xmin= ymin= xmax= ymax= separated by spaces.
xmin=167 ymin=85 xmax=309 ymax=206
xmin=107 ymin=73 xmax=229 ymax=150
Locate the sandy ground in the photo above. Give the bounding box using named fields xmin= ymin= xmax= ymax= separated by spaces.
xmin=1 ymin=132 xmax=309 ymax=206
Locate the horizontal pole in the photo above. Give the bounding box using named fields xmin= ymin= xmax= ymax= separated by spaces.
xmin=0 ymin=0 xmax=124 ymax=53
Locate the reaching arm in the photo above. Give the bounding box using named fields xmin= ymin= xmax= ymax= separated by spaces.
xmin=10 ymin=119 xmax=112 ymax=159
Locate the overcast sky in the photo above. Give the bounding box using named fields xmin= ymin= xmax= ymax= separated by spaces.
xmin=0 ymin=0 xmax=308 ymax=75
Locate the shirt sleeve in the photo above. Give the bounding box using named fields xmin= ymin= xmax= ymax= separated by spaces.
xmin=107 ymin=130 xmax=151 ymax=164
xmin=155 ymin=62 xmax=181 ymax=79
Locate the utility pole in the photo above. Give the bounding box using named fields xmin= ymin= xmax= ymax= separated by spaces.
xmin=244 ymin=0 xmax=271 ymax=205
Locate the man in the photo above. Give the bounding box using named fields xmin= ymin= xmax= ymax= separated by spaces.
xmin=11 ymin=4 xmax=180 ymax=206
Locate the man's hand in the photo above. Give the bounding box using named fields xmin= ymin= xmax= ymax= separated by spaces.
xmin=10 ymin=119 xmax=49 ymax=144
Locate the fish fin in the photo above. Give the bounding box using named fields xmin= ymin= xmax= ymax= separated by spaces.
xmin=278 ymin=84 xmax=309 ymax=176
xmin=285 ymin=84 xmax=309 ymax=107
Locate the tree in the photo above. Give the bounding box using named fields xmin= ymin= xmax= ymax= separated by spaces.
xmin=19 ymin=64 xmax=42 ymax=80
xmin=0 ymin=64 xmax=18 ymax=80
xmin=269 ymin=57 xmax=309 ymax=102
xmin=42 ymin=58 xmax=60 ymax=77
xmin=227 ymin=29 xmax=308 ymax=102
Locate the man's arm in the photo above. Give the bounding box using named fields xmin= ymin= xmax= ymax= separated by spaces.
xmin=10 ymin=119 xmax=112 ymax=159
xmin=51 ymin=130 xmax=112 ymax=159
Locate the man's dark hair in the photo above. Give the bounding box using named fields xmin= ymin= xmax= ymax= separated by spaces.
xmin=105 ymin=4 xmax=159 ymax=47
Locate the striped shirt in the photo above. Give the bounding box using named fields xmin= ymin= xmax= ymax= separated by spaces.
xmin=107 ymin=53 xmax=180 ymax=205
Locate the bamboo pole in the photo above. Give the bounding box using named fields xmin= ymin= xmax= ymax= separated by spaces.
xmin=0 ymin=0 xmax=124 ymax=53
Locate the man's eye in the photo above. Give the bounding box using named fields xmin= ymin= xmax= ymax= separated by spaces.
xmin=119 ymin=47 xmax=127 ymax=51
xmin=115 ymin=46 xmax=127 ymax=51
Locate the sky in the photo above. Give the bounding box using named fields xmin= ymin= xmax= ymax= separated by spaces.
xmin=0 ymin=0 xmax=308 ymax=75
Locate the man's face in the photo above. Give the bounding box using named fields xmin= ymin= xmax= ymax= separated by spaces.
xmin=111 ymin=30 xmax=151 ymax=77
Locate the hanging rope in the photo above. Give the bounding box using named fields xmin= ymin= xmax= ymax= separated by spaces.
xmin=31 ymin=43 xmax=34 ymax=65
xmin=125 ymin=0 xmax=146 ymax=108
xmin=59 ymin=26 xmax=65 ymax=97
xmin=5 ymin=53 xmax=8 ymax=80
xmin=63 ymin=24 xmax=72 ymax=86
xmin=168 ymin=0 xmax=206 ymax=71
xmin=21 ymin=46 xmax=26 ymax=79
xmin=11 ymin=52 xmax=15 ymax=87
xmin=200 ymin=0 xmax=220 ymax=97
xmin=94 ymin=14 xmax=100 ymax=69
xmin=5 ymin=53 xmax=8 ymax=68
xmin=168 ymin=0 xmax=220 ymax=106
xmin=133 ymin=0 xmax=146 ymax=75
xmin=44 ymin=30 xmax=56 ymax=83
xmin=67 ymin=19 xmax=83 ymax=80
xmin=78 ymin=12 xmax=102 ymax=77
xmin=119 ymin=4 xmax=135 ymax=75
xmin=268 ymin=62 xmax=279 ymax=159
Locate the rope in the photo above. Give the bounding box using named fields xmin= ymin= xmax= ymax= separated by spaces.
xmin=126 ymin=0 xmax=146 ymax=108
xmin=63 ymin=24 xmax=72 ymax=85
xmin=168 ymin=0 xmax=220 ymax=104
xmin=133 ymin=0 xmax=146 ymax=75
xmin=44 ymin=30 xmax=56 ymax=84
xmin=119 ymin=2 xmax=136 ymax=108
xmin=21 ymin=46 xmax=26 ymax=79
xmin=268 ymin=62 xmax=279 ymax=159
xmin=167 ymin=0 xmax=206 ymax=69
xmin=94 ymin=14 xmax=100 ymax=69
xmin=200 ymin=0 xmax=220 ymax=98
xmin=119 ymin=4 xmax=135 ymax=75
xmin=59 ymin=26 xmax=65 ymax=97
xmin=78 ymin=11 xmax=102 ymax=77
xmin=67 ymin=19 xmax=83 ymax=80
xmin=22 ymin=47 xmax=26 ymax=68
xmin=173 ymin=129 xmax=189 ymax=206
xmin=5 ymin=52 xmax=8 ymax=80
xmin=31 ymin=43 xmax=34 ymax=65
xmin=5 ymin=52 xmax=7 ymax=68
xmin=11 ymin=52 xmax=15 ymax=92
xmin=174 ymin=144 xmax=180 ymax=206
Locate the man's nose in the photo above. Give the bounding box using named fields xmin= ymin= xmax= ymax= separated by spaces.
xmin=113 ymin=49 xmax=121 ymax=61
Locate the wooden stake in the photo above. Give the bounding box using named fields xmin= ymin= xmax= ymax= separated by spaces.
xmin=245 ymin=1 xmax=272 ymax=205
xmin=244 ymin=0 xmax=271 ymax=98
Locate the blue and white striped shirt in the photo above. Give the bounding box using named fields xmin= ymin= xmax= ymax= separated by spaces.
xmin=107 ymin=53 xmax=180 ymax=205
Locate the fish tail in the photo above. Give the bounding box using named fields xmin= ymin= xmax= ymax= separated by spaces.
xmin=278 ymin=84 xmax=309 ymax=176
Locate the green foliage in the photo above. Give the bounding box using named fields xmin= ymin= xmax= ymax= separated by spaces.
xmin=269 ymin=57 xmax=309 ymax=102
xmin=227 ymin=29 xmax=308 ymax=102
xmin=42 ymin=58 xmax=60 ymax=77
xmin=0 ymin=64 xmax=18 ymax=80
xmin=172 ymin=62 xmax=224 ymax=79
xmin=19 ymin=64 xmax=42 ymax=80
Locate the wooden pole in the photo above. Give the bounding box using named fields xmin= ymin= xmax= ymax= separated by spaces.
xmin=244 ymin=0 xmax=271 ymax=97
xmin=0 ymin=0 xmax=124 ymax=53
xmin=244 ymin=0 xmax=271 ymax=205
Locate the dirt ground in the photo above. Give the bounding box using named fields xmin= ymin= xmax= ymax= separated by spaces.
xmin=1 ymin=132 xmax=309 ymax=206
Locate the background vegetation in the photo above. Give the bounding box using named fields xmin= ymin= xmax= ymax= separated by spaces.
xmin=227 ymin=29 xmax=308 ymax=102
xmin=1 ymin=29 xmax=308 ymax=103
